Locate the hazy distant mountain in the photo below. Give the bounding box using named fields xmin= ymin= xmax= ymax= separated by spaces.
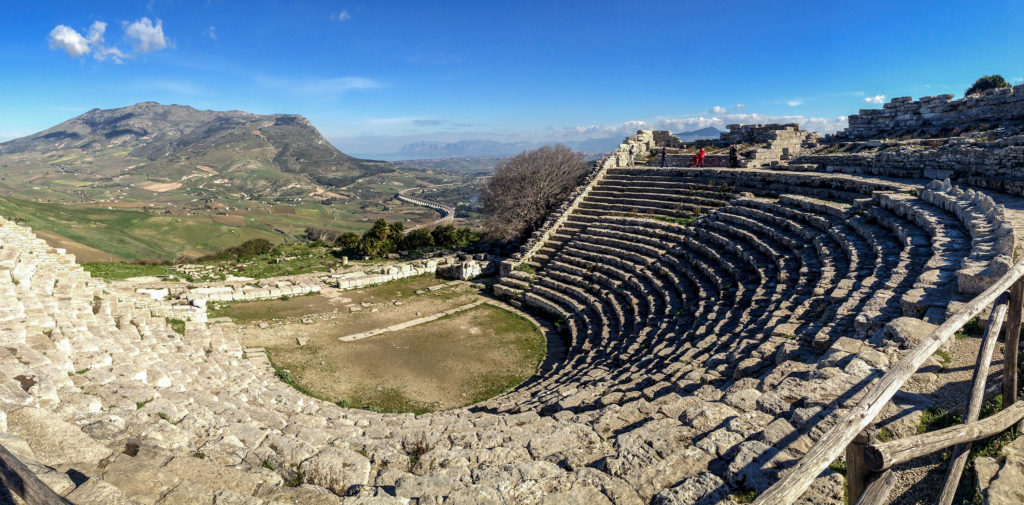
xmin=674 ymin=127 xmax=723 ymax=142
xmin=396 ymin=140 xmax=536 ymax=158
xmin=0 ymin=102 xmax=392 ymax=194
xmin=393 ymin=127 xmax=724 ymax=159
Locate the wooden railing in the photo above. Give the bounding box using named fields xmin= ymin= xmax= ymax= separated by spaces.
xmin=0 ymin=444 xmax=71 ymax=504
xmin=754 ymin=259 xmax=1024 ymax=505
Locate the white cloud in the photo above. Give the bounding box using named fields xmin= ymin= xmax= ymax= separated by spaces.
xmin=710 ymin=105 xmax=727 ymax=114
xmin=736 ymin=103 xmax=746 ymax=111
xmin=86 ymin=21 xmax=126 ymax=63
xmin=205 ymin=26 xmax=217 ymax=40
xmin=549 ymin=112 xmax=848 ymax=140
xmin=125 ymin=17 xmax=167 ymax=53
xmin=48 ymin=22 xmax=125 ymax=62
xmin=48 ymin=25 xmax=91 ymax=57
xmin=786 ymin=99 xmax=803 ymax=106
xmin=336 ymin=10 xmax=351 ymax=21
xmin=863 ymin=94 xmax=886 ymax=104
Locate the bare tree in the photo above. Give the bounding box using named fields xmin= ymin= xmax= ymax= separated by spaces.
xmin=482 ymin=144 xmax=587 ymax=241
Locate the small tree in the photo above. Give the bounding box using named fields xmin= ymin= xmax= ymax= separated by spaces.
xmin=965 ymin=75 xmax=1010 ymax=96
xmin=481 ymin=144 xmax=587 ymax=241
xmin=365 ymin=219 xmax=392 ymax=242
xmin=402 ymin=228 xmax=434 ymax=250
xmin=335 ymin=232 xmax=360 ymax=249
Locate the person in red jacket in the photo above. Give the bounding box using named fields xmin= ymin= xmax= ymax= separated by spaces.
xmin=696 ymin=146 xmax=706 ymax=167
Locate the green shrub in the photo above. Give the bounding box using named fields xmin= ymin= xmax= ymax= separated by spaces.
xmin=965 ymin=75 xmax=1010 ymax=96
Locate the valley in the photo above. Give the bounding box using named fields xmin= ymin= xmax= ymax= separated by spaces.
xmin=0 ymin=102 xmax=489 ymax=260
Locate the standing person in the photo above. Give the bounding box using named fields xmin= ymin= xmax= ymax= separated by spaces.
xmin=696 ymin=146 xmax=706 ymax=167
xmin=729 ymin=145 xmax=738 ymax=168
xmin=660 ymin=147 xmax=667 ymax=167
xmin=628 ymin=145 xmax=636 ymax=167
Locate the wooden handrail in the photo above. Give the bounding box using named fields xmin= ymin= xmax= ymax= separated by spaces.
xmin=752 ymin=259 xmax=1024 ymax=505
xmin=0 ymin=444 xmax=72 ymax=505
xmin=864 ymin=400 xmax=1024 ymax=471
xmin=1004 ymin=280 xmax=1023 ymax=413
xmin=937 ymin=293 xmax=1008 ymax=504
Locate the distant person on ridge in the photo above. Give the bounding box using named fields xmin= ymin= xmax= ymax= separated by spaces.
xmin=729 ymin=145 xmax=738 ymax=168
xmin=696 ymin=146 xmax=706 ymax=167
xmin=628 ymin=145 xmax=636 ymax=166
xmin=660 ymin=147 xmax=667 ymax=167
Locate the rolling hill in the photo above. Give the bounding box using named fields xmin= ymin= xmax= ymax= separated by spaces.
xmin=0 ymin=102 xmax=394 ymax=202
xmin=0 ymin=103 xmax=467 ymax=261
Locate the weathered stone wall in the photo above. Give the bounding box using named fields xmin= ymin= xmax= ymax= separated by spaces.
xmin=793 ymin=136 xmax=1024 ymax=195
xmin=842 ymin=84 xmax=1024 ymax=140
xmin=719 ymin=123 xmax=802 ymax=144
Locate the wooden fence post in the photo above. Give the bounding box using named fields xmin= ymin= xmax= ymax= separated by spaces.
xmin=1004 ymin=279 xmax=1023 ymax=413
xmin=846 ymin=427 xmax=874 ymax=504
xmin=938 ymin=293 xmax=1009 ymax=505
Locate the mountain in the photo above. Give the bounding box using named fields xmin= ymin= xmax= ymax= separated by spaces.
xmin=396 ymin=140 xmax=536 ymax=158
xmin=0 ymin=102 xmax=392 ymax=199
xmin=674 ymin=127 xmax=723 ymax=142
xmin=391 ymin=127 xmax=725 ymax=160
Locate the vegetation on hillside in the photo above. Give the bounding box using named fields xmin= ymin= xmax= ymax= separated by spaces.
xmin=328 ymin=218 xmax=479 ymax=260
xmin=481 ymin=144 xmax=587 ymax=241
xmin=965 ymin=75 xmax=1011 ymax=96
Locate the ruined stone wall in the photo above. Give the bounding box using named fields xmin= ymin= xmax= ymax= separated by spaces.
xmin=842 ymin=84 xmax=1024 ymax=139
xmin=719 ymin=123 xmax=802 ymax=144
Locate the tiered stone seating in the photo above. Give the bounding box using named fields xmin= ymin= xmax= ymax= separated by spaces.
xmin=0 ymin=161 xmax=1018 ymax=505
xmin=492 ymin=166 xmax=1014 ymax=499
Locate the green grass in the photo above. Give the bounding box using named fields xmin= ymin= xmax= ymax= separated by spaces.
xmin=268 ymin=353 xmax=330 ymax=401
xmin=935 ymin=349 xmax=953 ymax=368
xmin=955 ymin=318 xmax=983 ymax=339
xmin=167 ymin=318 xmax=186 ymax=336
xmin=343 ymin=386 xmax=437 ymax=415
xmin=732 ymin=488 xmax=758 ymax=504
xmin=81 ymin=262 xmax=172 ymax=280
xmin=515 ymin=263 xmax=537 ymax=275
xmin=876 ymin=428 xmax=893 ymax=442
xmin=917 ymin=407 xmax=961 ymax=435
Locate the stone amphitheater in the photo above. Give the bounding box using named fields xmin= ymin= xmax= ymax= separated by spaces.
xmin=4 ymin=87 xmax=1024 ymax=505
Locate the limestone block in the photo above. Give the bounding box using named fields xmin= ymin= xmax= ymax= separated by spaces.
xmin=299 ymin=447 xmax=372 ymax=494
xmin=6 ymin=406 xmax=111 ymax=466
xmin=988 ymin=435 xmax=1024 ymax=505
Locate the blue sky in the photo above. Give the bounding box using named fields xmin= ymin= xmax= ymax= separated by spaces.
xmin=2 ymin=1 xmax=1022 ymax=155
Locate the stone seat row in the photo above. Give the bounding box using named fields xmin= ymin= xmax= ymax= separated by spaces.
xmin=494 ymin=168 xmax=985 ymax=415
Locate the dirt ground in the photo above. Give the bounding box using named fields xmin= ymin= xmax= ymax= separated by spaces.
xmin=34 ymin=229 xmax=124 ymax=262
xmin=211 ymin=215 xmax=245 ymax=226
xmin=230 ymin=275 xmax=545 ymax=412
xmin=141 ymin=182 xmax=182 ymax=192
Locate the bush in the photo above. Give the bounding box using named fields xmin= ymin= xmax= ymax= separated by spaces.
xmin=965 ymin=74 xmax=1010 ymax=96
xmin=305 ymin=226 xmax=341 ymax=243
xmin=432 ymin=225 xmax=474 ymax=248
xmin=481 ymin=144 xmax=587 ymax=241
xmin=334 ymin=232 xmax=361 ymax=249
xmin=221 ymin=238 xmax=274 ymax=260
xmin=402 ymin=228 xmax=435 ymax=250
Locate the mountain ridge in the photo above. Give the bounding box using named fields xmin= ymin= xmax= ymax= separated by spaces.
xmin=0 ymin=102 xmax=393 ymax=198
xmin=387 ymin=127 xmax=723 ymax=159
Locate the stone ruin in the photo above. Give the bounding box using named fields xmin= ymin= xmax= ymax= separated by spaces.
xmin=2 ymin=94 xmax=1024 ymax=504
